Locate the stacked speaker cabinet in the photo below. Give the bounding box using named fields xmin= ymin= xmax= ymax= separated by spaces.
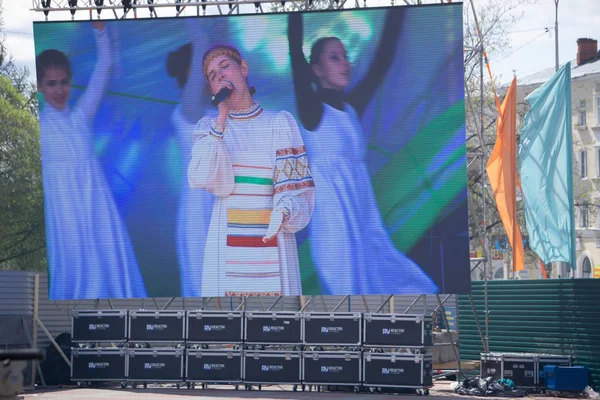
xmin=185 ymin=311 xmax=244 ymax=389
xmin=243 ymin=312 xmax=302 ymax=390
xmin=303 ymin=351 xmax=361 ymax=391
xmin=72 ymin=310 xmax=128 ymax=343
xmin=127 ymin=348 xmax=184 ymax=386
xmin=127 ymin=310 xmax=186 ymax=387
xmin=71 ymin=310 xmax=128 ymax=386
xmin=186 ymin=311 xmax=243 ymax=344
xmin=302 ymin=312 xmax=362 ymax=392
xmin=303 ymin=312 xmax=362 ymax=347
xmin=244 ymin=311 xmax=302 ymax=345
xmin=186 ymin=349 xmax=243 ymax=389
xmin=363 ymin=313 xmax=433 ymax=348
xmin=128 ymin=310 xmax=185 ymax=343
xmin=363 ymin=352 xmax=433 ymax=394
xmin=71 ymin=348 xmax=128 ymax=384
xmin=243 ymin=350 xmax=302 ymax=389
xmin=69 ymin=309 xmax=436 ymax=392
xmin=362 ymin=313 xmax=433 ymax=395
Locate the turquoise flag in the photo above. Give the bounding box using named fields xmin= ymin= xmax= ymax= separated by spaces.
xmin=518 ymin=62 xmax=575 ymax=269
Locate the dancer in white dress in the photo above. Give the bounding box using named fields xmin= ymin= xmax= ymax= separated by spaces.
xmin=37 ymin=21 xmax=147 ymax=299
xmin=167 ymin=38 xmax=215 ymax=297
xmin=188 ymin=45 xmax=315 ymax=297
xmin=288 ymin=11 xmax=438 ymax=294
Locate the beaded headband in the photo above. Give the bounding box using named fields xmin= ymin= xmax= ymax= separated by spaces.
xmin=202 ymin=46 xmax=242 ymax=81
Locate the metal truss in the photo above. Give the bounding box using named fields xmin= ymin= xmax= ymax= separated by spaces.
xmin=31 ymin=0 xmax=363 ymax=20
xmin=30 ymin=0 xmax=418 ymax=19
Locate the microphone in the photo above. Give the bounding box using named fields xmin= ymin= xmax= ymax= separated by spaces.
xmin=211 ymin=85 xmax=234 ymax=107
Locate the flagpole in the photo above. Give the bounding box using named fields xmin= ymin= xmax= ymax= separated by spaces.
xmin=565 ymin=66 xmax=577 ymax=272
xmin=512 ymin=79 xmax=518 ymax=275
xmin=469 ymin=0 xmax=490 ymax=353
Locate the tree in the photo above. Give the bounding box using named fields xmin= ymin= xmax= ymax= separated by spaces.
xmin=462 ymin=0 xmax=543 ymax=277
xmin=0 ymin=1 xmax=46 ymax=271
xmin=0 ymin=75 xmax=46 ymax=271
xmin=0 ymin=1 xmax=37 ymax=112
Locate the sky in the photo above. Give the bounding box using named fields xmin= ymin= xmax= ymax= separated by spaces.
xmin=2 ymin=0 xmax=599 ymax=86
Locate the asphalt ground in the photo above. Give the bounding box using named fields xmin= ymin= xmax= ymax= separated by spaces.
xmin=20 ymin=381 xmax=582 ymax=400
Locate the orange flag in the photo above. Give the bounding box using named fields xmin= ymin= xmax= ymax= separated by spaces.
xmin=486 ymin=78 xmax=525 ymax=271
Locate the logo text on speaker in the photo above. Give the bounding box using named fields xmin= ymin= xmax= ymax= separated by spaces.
xmin=382 ymin=328 xmax=405 ymax=335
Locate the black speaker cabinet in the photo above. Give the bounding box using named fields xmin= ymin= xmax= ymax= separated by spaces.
xmin=243 ymin=351 xmax=301 ymax=384
xmin=71 ymin=348 xmax=127 ymax=381
xmin=127 ymin=348 xmax=184 ymax=382
xmin=303 ymin=351 xmax=361 ymax=385
xmin=186 ymin=349 xmax=242 ymax=383
xmin=128 ymin=310 xmax=185 ymax=342
xmin=186 ymin=311 xmax=243 ymax=343
xmin=303 ymin=313 xmax=361 ymax=346
xmin=363 ymin=353 xmax=432 ymax=388
xmin=72 ymin=310 xmax=127 ymax=343
xmin=363 ymin=314 xmax=432 ymax=347
xmin=244 ymin=312 xmax=302 ymax=344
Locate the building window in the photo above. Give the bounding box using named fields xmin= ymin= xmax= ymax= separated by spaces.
xmin=559 ymin=261 xmax=571 ymax=278
xmin=582 ymin=257 xmax=592 ymax=278
xmin=579 ymin=100 xmax=587 ymax=126
xmin=597 ymin=149 xmax=600 ymax=177
xmin=494 ymin=268 xmax=504 ymax=280
xmin=597 ymin=94 xmax=600 ymax=125
xmin=596 ymin=83 xmax=600 ymax=125
xmin=580 ymin=150 xmax=587 ymax=178
xmin=581 ymin=205 xmax=590 ymax=228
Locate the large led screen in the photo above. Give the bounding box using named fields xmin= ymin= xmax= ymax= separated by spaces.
xmin=33 ymin=4 xmax=469 ymax=300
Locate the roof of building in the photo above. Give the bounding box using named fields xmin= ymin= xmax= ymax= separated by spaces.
xmin=516 ymin=56 xmax=600 ymax=87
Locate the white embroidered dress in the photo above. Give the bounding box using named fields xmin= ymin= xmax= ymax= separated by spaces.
xmin=40 ymin=28 xmax=147 ymax=299
xmin=188 ymin=105 xmax=315 ymax=297
xmin=303 ymin=103 xmax=439 ymax=294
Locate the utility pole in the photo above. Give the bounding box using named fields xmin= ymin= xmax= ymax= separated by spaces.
xmin=554 ymin=0 xmax=559 ymax=72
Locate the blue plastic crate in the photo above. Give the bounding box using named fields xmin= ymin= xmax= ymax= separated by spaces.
xmin=542 ymin=365 xmax=588 ymax=392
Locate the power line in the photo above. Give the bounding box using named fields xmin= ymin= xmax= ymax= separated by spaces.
xmin=3 ymin=30 xmax=34 ymax=36
xmin=498 ymin=28 xmax=551 ymax=62
xmin=509 ymin=26 xmax=553 ymax=34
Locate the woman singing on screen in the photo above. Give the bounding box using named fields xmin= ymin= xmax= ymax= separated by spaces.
xmin=37 ymin=21 xmax=147 ymax=299
xmin=288 ymin=11 xmax=438 ymax=294
xmin=188 ymin=45 xmax=315 ymax=297
xmin=167 ymin=34 xmax=215 ymax=297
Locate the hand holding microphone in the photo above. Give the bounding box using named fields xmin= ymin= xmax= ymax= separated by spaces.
xmin=213 ymin=81 xmax=235 ymax=130
xmin=212 ymin=83 xmax=235 ymax=107
xmin=212 ymin=82 xmax=256 ymax=107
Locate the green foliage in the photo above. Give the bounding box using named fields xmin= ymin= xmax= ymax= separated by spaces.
xmin=0 ymin=73 xmax=46 ymax=271
xmin=0 ymin=75 xmax=46 ymax=271
xmin=0 ymin=1 xmax=45 ymax=271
